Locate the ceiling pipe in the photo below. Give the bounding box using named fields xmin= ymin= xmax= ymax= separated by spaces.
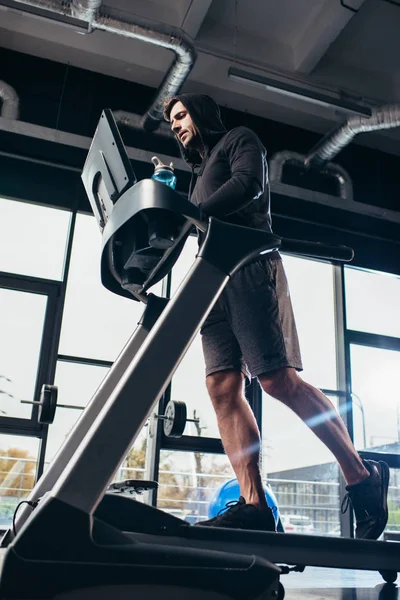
xmin=0 ymin=81 xmax=20 ymax=119
xmin=269 ymin=150 xmax=353 ymax=201
xmin=112 ymin=111 xmax=174 ymax=138
xmin=94 ymin=15 xmax=196 ymax=132
xmin=304 ymin=104 xmax=400 ymax=169
xmin=71 ymin=0 xmax=101 ymax=30
xmin=8 ymin=0 xmax=196 ymax=132
xmin=270 ymin=104 xmax=400 ymax=201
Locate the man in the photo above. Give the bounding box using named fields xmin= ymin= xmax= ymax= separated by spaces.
xmin=163 ymin=93 xmax=389 ymax=539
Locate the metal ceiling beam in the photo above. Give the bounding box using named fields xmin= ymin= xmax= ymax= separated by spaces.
xmin=0 ymin=116 xmax=189 ymax=171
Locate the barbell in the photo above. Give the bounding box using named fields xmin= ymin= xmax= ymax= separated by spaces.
xmin=154 ymin=400 xmax=199 ymax=437
xmin=21 ymin=385 xmax=73 ymax=424
xmin=21 ymin=384 xmax=198 ymax=437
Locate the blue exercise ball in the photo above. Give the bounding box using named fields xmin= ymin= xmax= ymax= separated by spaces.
xmin=208 ymin=478 xmax=281 ymax=526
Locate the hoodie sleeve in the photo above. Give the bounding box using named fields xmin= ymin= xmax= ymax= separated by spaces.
xmin=199 ymin=127 xmax=266 ymax=217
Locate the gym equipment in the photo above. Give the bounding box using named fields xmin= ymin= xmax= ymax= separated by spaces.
xmin=156 ymin=399 xmax=199 ymax=437
xmin=20 ymin=384 xmax=82 ymax=424
xmin=107 ymin=479 xmax=158 ymax=495
xmin=0 ymin=109 xmax=398 ymax=599
xmin=208 ymin=478 xmax=283 ymax=532
xmin=0 ymin=108 xmax=284 ymax=600
xmin=21 ymin=384 xmax=194 ymax=437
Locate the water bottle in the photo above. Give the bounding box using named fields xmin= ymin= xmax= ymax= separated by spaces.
xmin=151 ymin=156 xmax=177 ymax=190
xmin=148 ymin=156 xmax=178 ymax=249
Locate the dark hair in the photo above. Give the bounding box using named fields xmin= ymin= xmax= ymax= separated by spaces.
xmin=163 ymin=96 xmax=181 ymax=122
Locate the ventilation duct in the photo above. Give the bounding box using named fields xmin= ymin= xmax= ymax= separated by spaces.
xmin=269 ymin=150 xmax=353 ymax=201
xmin=71 ymin=0 xmax=101 ymax=27
xmin=94 ymin=16 xmax=195 ymax=131
xmin=304 ymin=104 xmax=400 ymax=169
xmin=113 ymin=111 xmax=174 ymax=138
xmin=0 ymin=81 xmax=20 ymax=119
xmin=7 ymin=0 xmax=196 ymax=131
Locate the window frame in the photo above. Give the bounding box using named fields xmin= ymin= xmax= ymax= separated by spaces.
xmin=0 ymin=271 xmax=61 ymax=434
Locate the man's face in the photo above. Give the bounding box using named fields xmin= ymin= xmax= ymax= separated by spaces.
xmin=169 ymin=100 xmax=198 ymax=148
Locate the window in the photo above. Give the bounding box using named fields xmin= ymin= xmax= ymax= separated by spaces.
xmin=282 ymin=255 xmax=337 ymax=390
xmin=262 ymin=392 xmax=341 ymax=535
xmin=350 ymin=344 xmax=400 ymax=453
xmin=345 ymin=267 xmax=400 ymax=338
xmin=59 ymin=213 xmax=162 ymax=362
xmin=0 ymin=198 xmax=71 ymax=280
xmin=169 ymin=334 xmax=219 ymax=438
xmin=261 ymin=256 xmax=341 ymax=535
xmin=157 ymin=450 xmax=234 ymax=523
xmin=0 ymin=435 xmax=39 ymax=528
xmin=114 ymin=428 xmax=148 ymax=483
xmin=45 ymin=360 xmax=150 ymax=491
xmin=44 ymin=361 xmax=110 ymax=463
xmin=0 ymin=287 xmax=47 ymax=419
xmin=386 ymin=468 xmax=400 ymax=536
xmin=169 ymin=235 xmax=220 ymax=438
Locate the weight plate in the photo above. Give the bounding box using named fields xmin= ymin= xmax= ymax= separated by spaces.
xmin=39 ymin=384 xmax=58 ymax=425
xmin=163 ymin=400 xmax=187 ymax=438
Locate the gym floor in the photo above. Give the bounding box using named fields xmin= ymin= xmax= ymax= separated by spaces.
xmin=283 ymin=567 xmax=398 ymax=599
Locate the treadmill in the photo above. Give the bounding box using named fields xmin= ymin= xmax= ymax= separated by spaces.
xmin=0 ymin=110 xmax=398 ymax=600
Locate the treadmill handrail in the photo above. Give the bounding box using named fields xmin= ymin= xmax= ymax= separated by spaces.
xmin=281 ymin=238 xmax=354 ymax=262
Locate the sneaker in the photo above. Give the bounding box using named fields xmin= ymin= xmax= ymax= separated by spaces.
xmin=341 ymin=459 xmax=390 ymax=540
xmin=196 ymin=497 xmax=276 ymax=532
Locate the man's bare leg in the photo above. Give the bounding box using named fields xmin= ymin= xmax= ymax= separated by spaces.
xmin=206 ymin=370 xmax=269 ymax=509
xmin=258 ymin=367 xmax=369 ymax=486
xmin=206 ymin=367 xmax=369 ymax=510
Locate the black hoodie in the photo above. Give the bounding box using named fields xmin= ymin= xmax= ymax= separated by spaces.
xmin=165 ymin=93 xmax=273 ymax=233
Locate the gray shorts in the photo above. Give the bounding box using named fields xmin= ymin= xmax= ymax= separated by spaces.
xmin=200 ymin=257 xmax=303 ymax=381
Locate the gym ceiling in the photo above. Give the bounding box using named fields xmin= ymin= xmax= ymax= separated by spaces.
xmin=0 ymin=0 xmax=400 ymax=157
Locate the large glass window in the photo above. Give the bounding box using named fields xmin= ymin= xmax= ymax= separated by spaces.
xmin=169 ymin=236 xmax=219 ymax=438
xmin=59 ymin=213 xmax=162 ymax=362
xmin=386 ymin=468 xmax=400 ymax=537
xmin=262 ymin=393 xmax=341 ymax=535
xmin=0 ymin=287 xmax=47 ymax=419
xmin=45 ymin=361 xmax=110 ymax=464
xmin=114 ymin=428 xmax=148 ymax=483
xmin=157 ymin=450 xmax=234 ymax=523
xmin=350 ymin=344 xmax=400 ymax=453
xmin=0 ymin=435 xmax=39 ymax=529
xmin=282 ymin=255 xmax=337 ymax=390
xmin=345 ymin=267 xmax=400 ymax=338
xmin=261 ymin=256 xmax=340 ymax=535
xmin=45 ymin=360 xmax=149 ymax=492
xmin=0 ymin=198 xmax=71 ymax=280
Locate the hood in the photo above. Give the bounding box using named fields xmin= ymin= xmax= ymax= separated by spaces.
xmin=164 ymin=93 xmax=227 ymax=166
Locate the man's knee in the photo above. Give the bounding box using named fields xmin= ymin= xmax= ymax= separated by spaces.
xmin=206 ymin=370 xmax=244 ymax=407
xmin=258 ymin=367 xmax=300 ymax=402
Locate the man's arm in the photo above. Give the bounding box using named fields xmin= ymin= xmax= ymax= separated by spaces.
xmin=199 ymin=127 xmax=266 ymax=217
